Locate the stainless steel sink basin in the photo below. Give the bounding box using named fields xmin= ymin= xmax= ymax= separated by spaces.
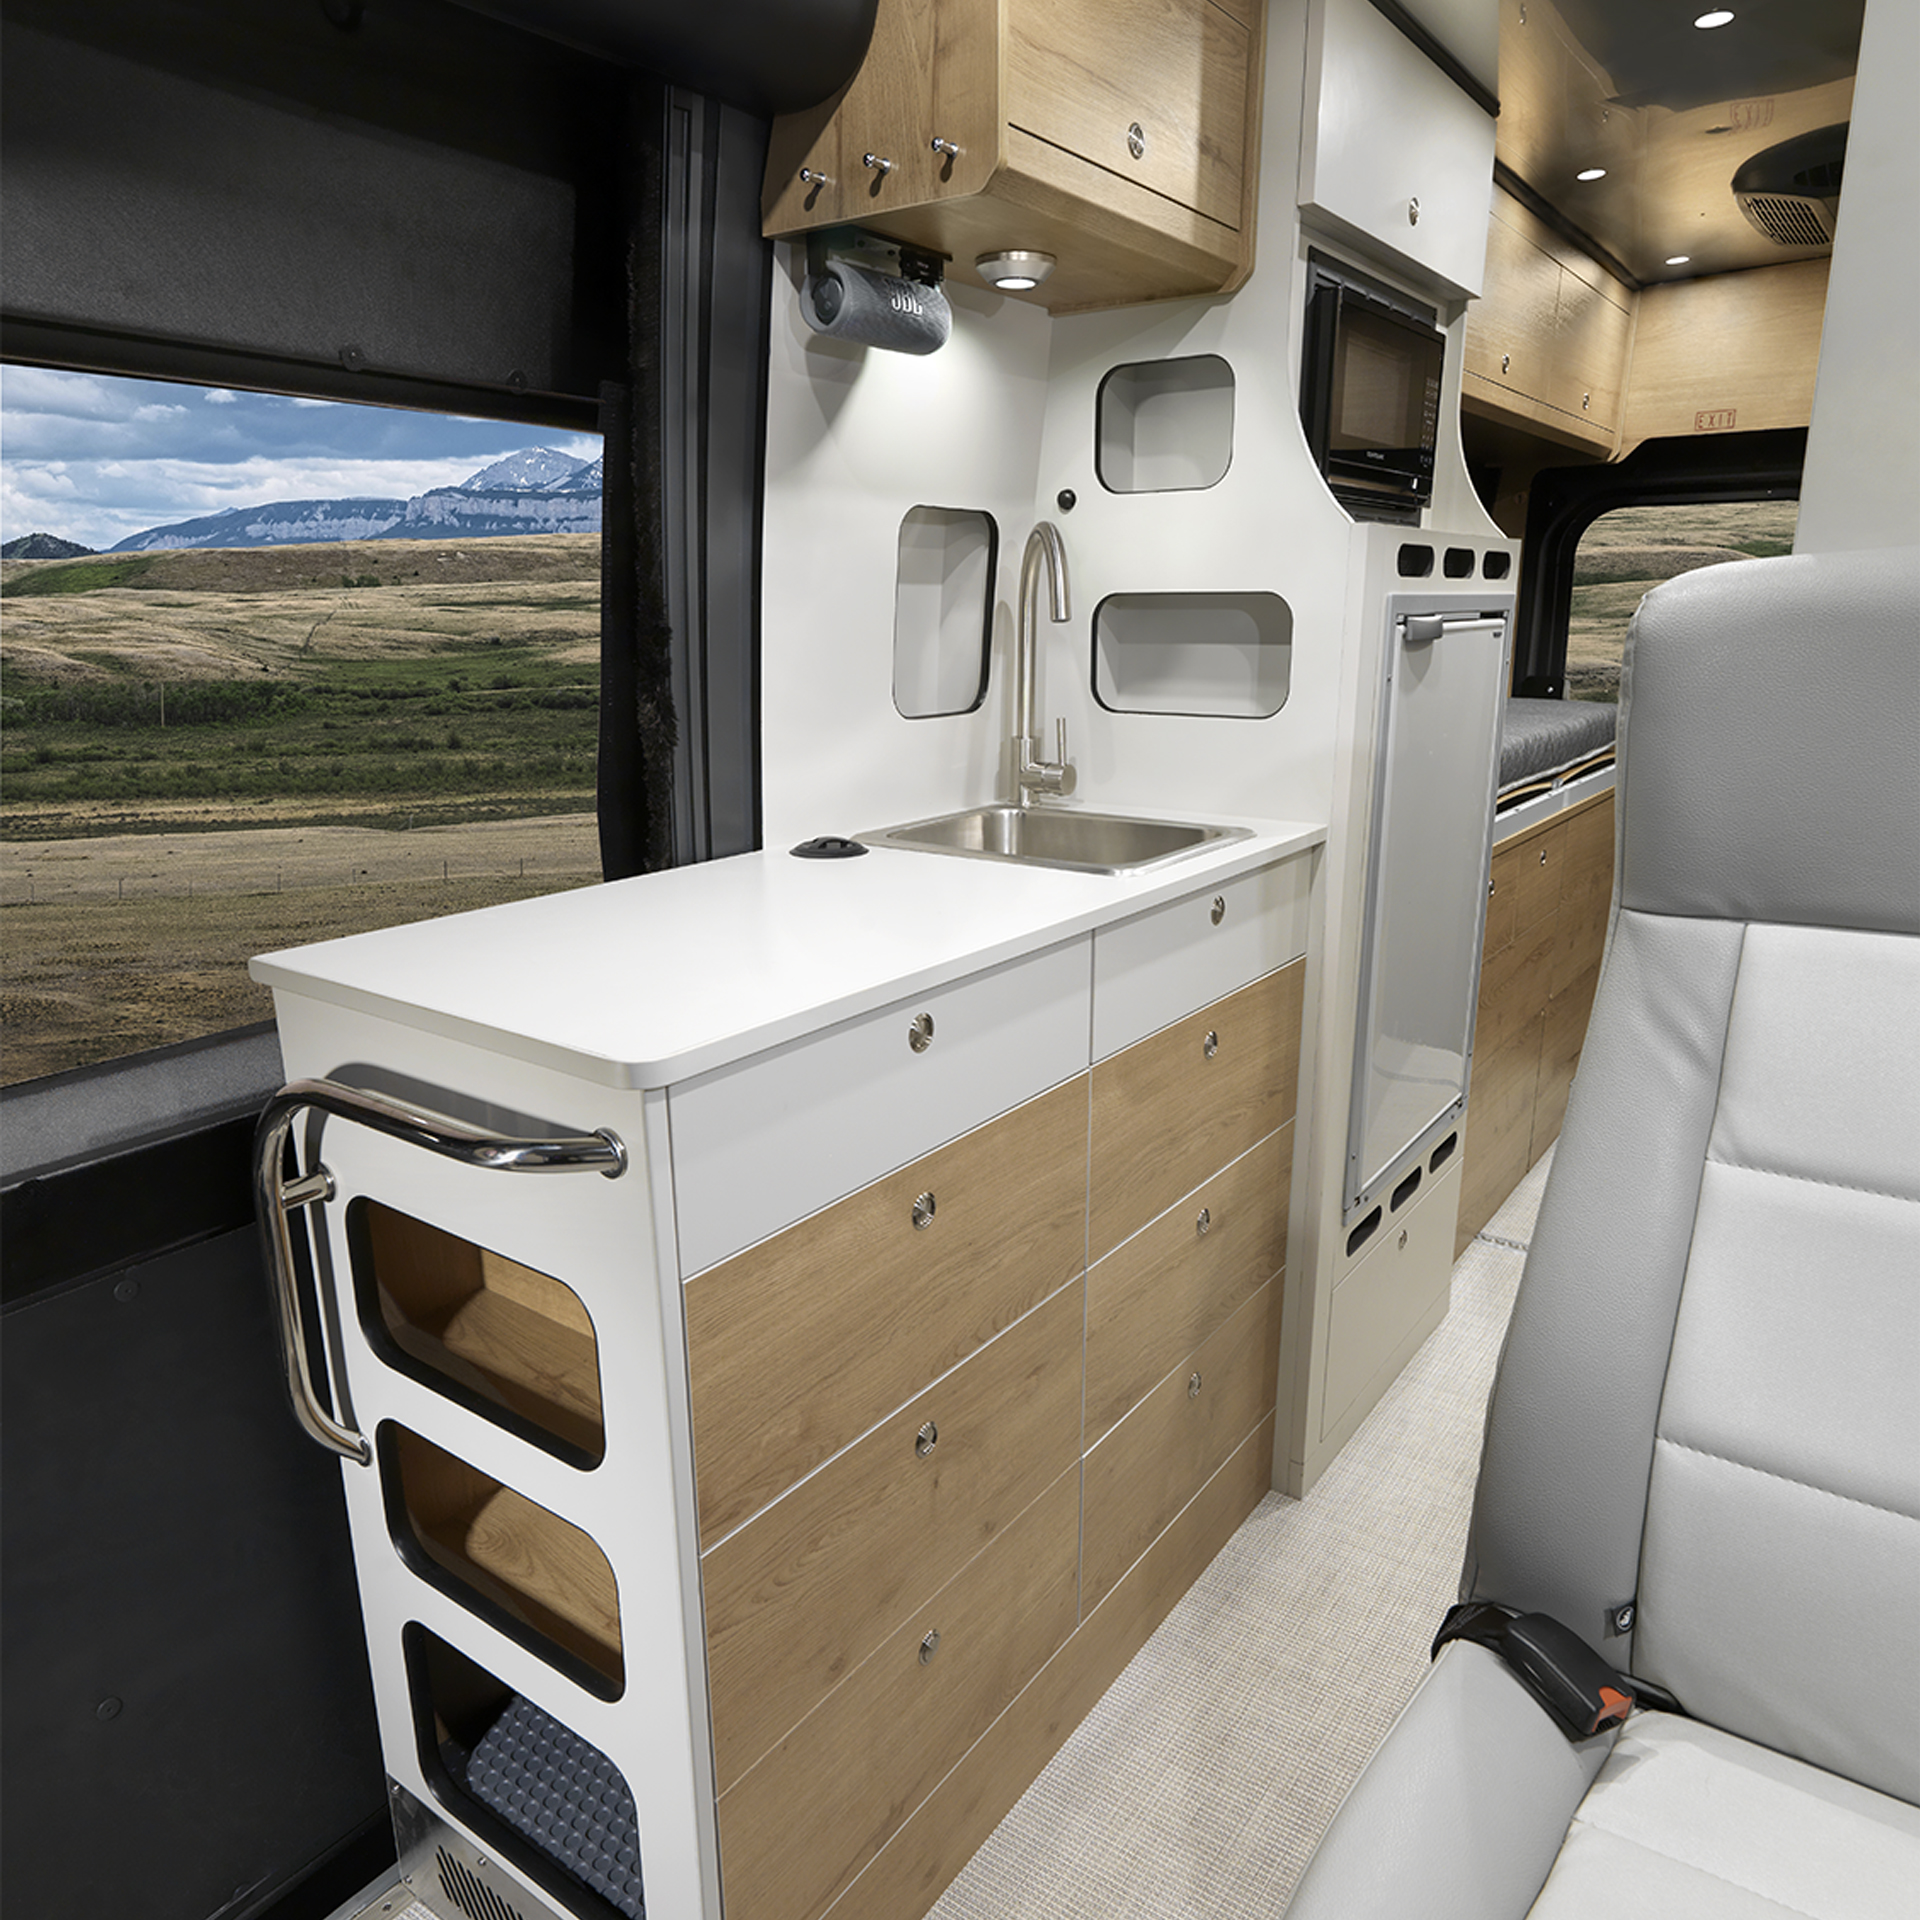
xmin=859 ymin=805 xmax=1250 ymax=875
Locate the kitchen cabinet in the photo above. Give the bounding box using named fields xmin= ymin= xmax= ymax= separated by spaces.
xmin=253 ymin=835 xmax=1317 ymax=1920
xmin=1463 ymin=189 xmax=1635 ymax=451
xmin=762 ymin=0 xmax=1265 ymax=314
xmin=1455 ymin=789 xmax=1613 ymax=1252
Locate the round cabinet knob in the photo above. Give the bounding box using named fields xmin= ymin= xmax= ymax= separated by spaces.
xmin=1211 ymin=895 xmax=1227 ymax=926
xmin=1195 ymin=1207 xmax=1212 ymax=1237
xmin=1127 ymin=121 xmax=1146 ymax=160
xmin=1203 ymin=1029 xmax=1219 ymax=1060
xmin=919 ymin=1630 xmax=941 ymax=1665
xmin=1188 ymin=1371 xmax=1204 ymax=1400
xmin=1408 ymin=196 xmax=1421 ymax=226
xmin=916 ymin=1420 xmax=939 ymax=1458
xmin=1539 ymin=849 xmax=1549 ymax=866
xmin=1502 ymin=353 xmax=1511 ymax=375
xmin=909 ymin=1012 xmax=935 ymax=1053
xmin=912 ymin=1191 xmax=937 ymax=1231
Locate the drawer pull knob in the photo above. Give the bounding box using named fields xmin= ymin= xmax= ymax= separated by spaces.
xmin=930 ymin=135 xmax=960 ymax=157
xmin=909 ymin=1012 xmax=935 ymax=1053
xmin=916 ymin=1420 xmax=939 ymax=1457
xmin=1188 ymin=1371 xmax=1203 ymax=1399
xmin=1203 ymin=1029 xmax=1219 ymax=1060
xmin=1195 ymin=1207 xmax=1211 ymax=1236
xmin=864 ymin=151 xmax=894 ymax=175
xmin=1211 ymin=895 xmax=1226 ymax=925
xmin=912 ymin=1190 xmax=937 ymax=1231
xmin=1540 ymin=849 xmax=1549 ymax=866
xmin=920 ymin=1629 xmax=941 ymax=1665
xmin=799 ymin=166 xmax=832 ymax=188
xmin=1127 ymin=121 xmax=1146 ymax=160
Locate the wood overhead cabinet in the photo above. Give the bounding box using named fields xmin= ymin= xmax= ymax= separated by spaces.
xmin=762 ymin=0 xmax=1266 ymax=312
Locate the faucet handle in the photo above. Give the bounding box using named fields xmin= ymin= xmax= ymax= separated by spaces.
xmin=1056 ymin=716 xmax=1068 ymax=765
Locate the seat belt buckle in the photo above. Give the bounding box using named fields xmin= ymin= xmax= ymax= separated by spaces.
xmin=1433 ymin=1602 xmax=1638 ymax=1741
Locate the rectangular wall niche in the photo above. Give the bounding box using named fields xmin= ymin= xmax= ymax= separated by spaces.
xmin=894 ymin=506 xmax=997 ymax=717
xmin=1094 ymin=592 xmax=1292 ymax=718
xmin=1097 ymin=355 xmax=1235 ymax=492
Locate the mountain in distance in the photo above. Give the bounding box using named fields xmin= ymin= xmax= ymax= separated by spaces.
xmin=108 ymin=449 xmax=601 ymax=552
xmin=2 ymin=532 xmax=96 ymax=559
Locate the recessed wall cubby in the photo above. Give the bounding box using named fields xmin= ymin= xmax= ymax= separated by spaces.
xmin=893 ymin=506 xmax=997 ymax=718
xmin=1097 ymin=355 xmax=1235 ymax=493
xmin=385 ymin=1423 xmax=624 ymax=1697
xmin=348 ymin=1199 xmax=605 ymax=1466
xmin=405 ymin=1625 xmax=645 ymax=1920
xmin=1093 ymin=591 xmax=1293 ymax=718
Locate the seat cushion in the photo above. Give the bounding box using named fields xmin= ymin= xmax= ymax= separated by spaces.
xmin=1528 ymin=1711 xmax=1920 ymax=1919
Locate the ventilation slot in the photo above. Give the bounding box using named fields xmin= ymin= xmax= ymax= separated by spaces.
xmin=1397 ymin=543 xmax=1434 ymax=577
xmin=1739 ymin=192 xmax=1834 ymax=247
xmin=439 ymin=1848 xmax=530 ymax=1920
xmin=1346 ymin=1205 xmax=1383 ymax=1257
xmin=1428 ymin=1131 xmax=1458 ymax=1174
xmin=1482 ymin=552 xmax=1511 ymax=580
xmin=1443 ymin=547 xmax=1475 ymax=578
xmin=1390 ymin=1165 xmax=1422 ymax=1212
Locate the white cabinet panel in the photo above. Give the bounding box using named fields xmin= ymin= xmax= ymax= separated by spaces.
xmin=1299 ymin=0 xmax=1496 ymax=300
xmin=669 ymin=936 xmax=1092 ymax=1275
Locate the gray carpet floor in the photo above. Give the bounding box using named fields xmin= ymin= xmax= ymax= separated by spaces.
xmin=927 ymin=1150 xmax=1558 ymax=1920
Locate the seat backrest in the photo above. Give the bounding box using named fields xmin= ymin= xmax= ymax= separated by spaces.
xmin=1461 ymin=545 xmax=1920 ymax=1804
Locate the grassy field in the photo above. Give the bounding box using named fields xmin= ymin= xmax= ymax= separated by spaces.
xmin=1566 ymin=500 xmax=1799 ymax=700
xmin=1 ymin=533 xmax=603 ymax=1083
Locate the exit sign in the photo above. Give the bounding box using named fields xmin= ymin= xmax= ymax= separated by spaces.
xmin=1696 ymin=408 xmax=1739 ymax=431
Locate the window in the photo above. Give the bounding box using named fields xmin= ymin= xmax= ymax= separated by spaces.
xmin=1568 ymin=498 xmax=1799 ymax=702
xmin=0 ymin=367 xmax=602 ymax=1086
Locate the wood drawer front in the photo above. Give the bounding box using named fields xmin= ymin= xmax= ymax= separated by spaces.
xmin=687 ymin=1075 xmax=1089 ymax=1545
xmin=821 ymin=1416 xmax=1273 ymax=1920
xmin=1476 ymin=904 xmax=1560 ymax=1059
xmin=702 ymin=1282 xmax=1084 ymax=1793
xmin=1090 ymin=961 xmax=1303 ymax=1262
xmin=670 ymin=935 xmax=1090 ymax=1278
xmin=1081 ymin=1278 xmax=1279 ymax=1611
xmin=1490 ymin=819 xmax=1567 ymax=945
xmin=1091 ymin=856 xmax=1309 ymax=1062
xmin=1457 ymin=1009 xmax=1544 ymax=1256
xmin=1006 ymin=0 xmax=1249 ymax=230
xmin=716 ymin=1467 xmax=1080 ymax=1920
xmin=1085 ymin=1123 xmax=1290 ymax=1445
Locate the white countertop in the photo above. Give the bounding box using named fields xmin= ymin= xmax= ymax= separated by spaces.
xmin=250 ymin=814 xmax=1325 ymax=1088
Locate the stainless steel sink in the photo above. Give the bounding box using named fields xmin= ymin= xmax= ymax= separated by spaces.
xmin=859 ymin=805 xmax=1250 ymax=875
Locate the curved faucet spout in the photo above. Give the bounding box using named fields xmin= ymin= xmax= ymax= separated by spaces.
xmin=1015 ymin=522 xmax=1075 ymax=803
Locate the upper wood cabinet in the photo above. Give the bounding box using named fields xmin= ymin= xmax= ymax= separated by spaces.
xmin=1463 ymin=189 xmax=1635 ymax=450
xmin=762 ymin=0 xmax=1266 ymax=314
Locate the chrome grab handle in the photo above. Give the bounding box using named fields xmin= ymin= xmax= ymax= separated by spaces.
xmin=252 ymin=1076 xmax=628 ymax=1463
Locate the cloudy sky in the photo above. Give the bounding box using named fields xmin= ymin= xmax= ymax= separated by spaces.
xmin=0 ymin=365 xmax=600 ymax=552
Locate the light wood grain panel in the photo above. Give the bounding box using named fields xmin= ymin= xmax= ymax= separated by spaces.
xmin=1085 ymin=1123 xmax=1289 ymax=1444
xmin=359 ymin=1202 xmax=603 ymax=1458
xmin=1465 ymin=205 xmax=1561 ymax=399
xmin=820 ymin=1417 xmax=1274 ymax=1920
xmin=1475 ymin=904 xmax=1559 ymax=1062
xmin=1081 ymin=1279 xmax=1280 ymax=1610
xmin=702 ymin=1282 xmax=1083 ymax=1792
xmin=1090 ymin=962 xmax=1302 ymax=1262
xmin=1537 ymin=961 xmax=1602 ymax=1153
xmin=687 ymin=1076 xmax=1089 ymax=1546
xmin=1549 ymin=792 xmax=1614 ymax=995
xmin=391 ymin=1427 xmax=622 ymax=1689
xmin=1620 ymin=258 xmax=1830 ymax=452
xmin=1553 ymin=269 xmax=1633 ymax=433
xmin=1456 ymin=1009 xmax=1544 ymax=1256
xmin=716 ymin=1468 xmax=1080 ymax=1920
xmin=1500 ymin=817 xmax=1567 ymax=939
xmin=1006 ymin=0 xmax=1248 ymax=229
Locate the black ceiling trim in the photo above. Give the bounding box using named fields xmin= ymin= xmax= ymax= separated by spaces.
xmin=1365 ymin=0 xmax=1500 ymax=120
xmin=1494 ymin=161 xmax=1643 ymax=296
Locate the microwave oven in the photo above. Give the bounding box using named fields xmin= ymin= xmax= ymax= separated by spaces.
xmin=1299 ymin=254 xmax=1446 ymax=524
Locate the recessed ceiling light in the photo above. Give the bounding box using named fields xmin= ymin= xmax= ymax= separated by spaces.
xmin=976 ymin=250 xmax=1056 ymax=291
xmin=1694 ymin=10 xmax=1735 ymax=27
xmin=1666 ymin=255 xmax=1692 ymax=265
xmin=1576 ymin=167 xmax=1608 ymax=182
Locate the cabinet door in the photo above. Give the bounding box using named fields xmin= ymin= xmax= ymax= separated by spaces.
xmin=1552 ymin=266 xmax=1633 ymax=434
xmin=1005 ymin=0 xmax=1249 ymax=228
xmin=1464 ymin=205 xmax=1561 ymax=400
xmin=1090 ymin=962 xmax=1303 ymax=1263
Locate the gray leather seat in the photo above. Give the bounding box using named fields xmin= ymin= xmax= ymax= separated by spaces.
xmin=1286 ymin=544 xmax=1920 ymax=1918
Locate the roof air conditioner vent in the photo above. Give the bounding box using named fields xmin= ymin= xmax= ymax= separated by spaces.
xmin=1732 ymin=124 xmax=1848 ymax=248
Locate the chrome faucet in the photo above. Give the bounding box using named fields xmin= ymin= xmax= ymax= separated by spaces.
xmin=1014 ymin=521 xmax=1076 ymax=805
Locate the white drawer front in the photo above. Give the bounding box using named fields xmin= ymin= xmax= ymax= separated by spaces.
xmin=669 ymin=936 xmax=1092 ymax=1275
xmin=1092 ymin=856 xmax=1310 ymax=1061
